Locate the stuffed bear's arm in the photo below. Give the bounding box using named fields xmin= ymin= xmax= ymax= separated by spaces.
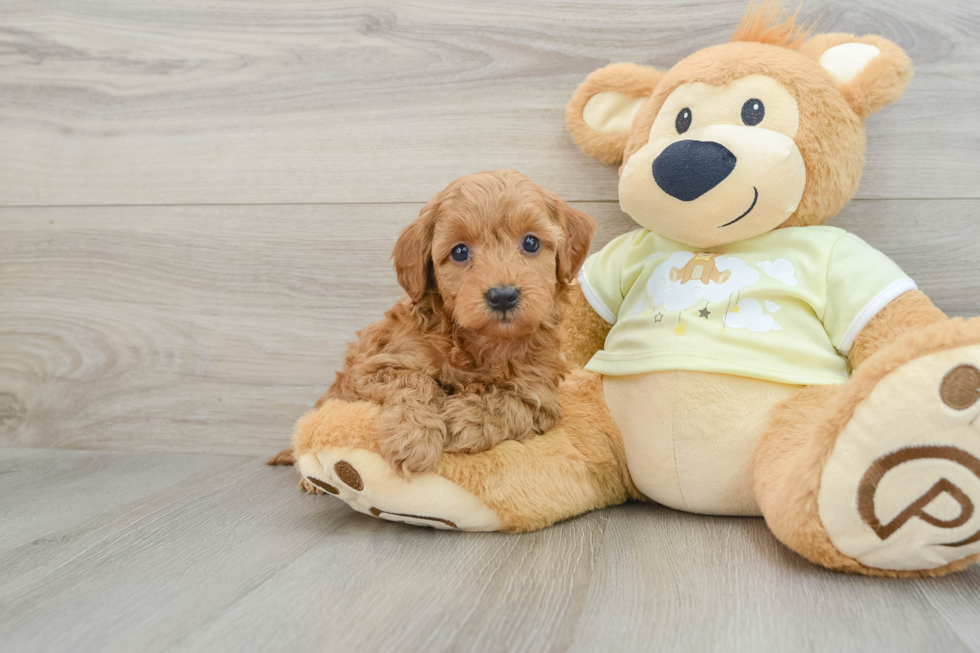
xmin=847 ymin=290 xmax=947 ymax=369
xmin=559 ymin=284 xmax=613 ymax=369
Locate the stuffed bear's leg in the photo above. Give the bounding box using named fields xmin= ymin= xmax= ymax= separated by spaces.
xmin=292 ymin=370 xmax=639 ymax=532
xmin=754 ymin=318 xmax=980 ymax=577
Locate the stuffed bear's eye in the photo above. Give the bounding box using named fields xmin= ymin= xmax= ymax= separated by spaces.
xmin=675 ymin=108 xmax=692 ymax=134
xmin=450 ymin=244 xmax=470 ymax=262
xmin=522 ymin=235 xmax=541 ymax=254
xmin=741 ymin=98 xmax=765 ymax=126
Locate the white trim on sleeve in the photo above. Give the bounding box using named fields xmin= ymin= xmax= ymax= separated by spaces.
xmin=837 ymin=278 xmax=918 ymax=356
xmin=577 ymin=267 xmax=618 ymax=325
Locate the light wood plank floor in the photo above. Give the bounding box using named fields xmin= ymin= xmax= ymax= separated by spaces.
xmin=2 ymin=1 xmax=980 ymax=651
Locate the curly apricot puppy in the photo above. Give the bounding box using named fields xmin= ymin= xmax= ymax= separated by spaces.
xmin=315 ymin=170 xmax=596 ymax=475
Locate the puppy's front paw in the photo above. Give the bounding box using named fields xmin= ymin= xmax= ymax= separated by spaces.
xmin=376 ymin=402 xmax=448 ymax=475
xmin=444 ymin=393 xmax=536 ymax=452
xmin=443 ymin=394 xmax=495 ymax=454
xmin=532 ymin=398 xmax=562 ymax=435
xmin=382 ymin=436 xmax=443 ymax=475
xmin=444 ymin=420 xmax=488 ymax=455
xmin=378 ymin=418 xmax=446 ymax=475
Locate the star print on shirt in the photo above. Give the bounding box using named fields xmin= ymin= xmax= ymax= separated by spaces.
xmin=699 ymin=307 xmax=711 ymax=319
xmin=673 ymin=324 xmax=686 ymax=336
xmin=654 ymin=313 xmax=664 ymax=323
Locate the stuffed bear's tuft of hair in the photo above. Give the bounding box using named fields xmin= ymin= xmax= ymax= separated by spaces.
xmin=731 ymin=0 xmax=813 ymax=49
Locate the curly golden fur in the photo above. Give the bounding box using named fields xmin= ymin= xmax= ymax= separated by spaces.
xmin=311 ymin=170 xmax=596 ymax=475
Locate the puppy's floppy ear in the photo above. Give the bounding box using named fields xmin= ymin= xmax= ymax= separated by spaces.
xmin=801 ymin=34 xmax=912 ymax=118
xmin=566 ymin=63 xmax=663 ymax=165
xmin=552 ymin=197 xmax=597 ymax=285
xmin=393 ymin=195 xmax=439 ymax=303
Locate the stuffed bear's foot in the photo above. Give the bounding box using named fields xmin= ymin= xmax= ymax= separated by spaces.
xmin=292 ymin=398 xmax=499 ymax=531
xmin=292 ymin=371 xmax=637 ymax=533
xmin=819 ymin=342 xmax=980 ymax=571
xmin=296 ymin=447 xmax=500 ymax=531
xmin=757 ymin=318 xmax=980 ymax=576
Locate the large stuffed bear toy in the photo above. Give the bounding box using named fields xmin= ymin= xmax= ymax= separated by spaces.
xmin=291 ymin=4 xmax=980 ymax=577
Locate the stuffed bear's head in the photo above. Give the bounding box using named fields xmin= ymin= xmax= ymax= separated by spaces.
xmin=566 ymin=2 xmax=912 ymax=249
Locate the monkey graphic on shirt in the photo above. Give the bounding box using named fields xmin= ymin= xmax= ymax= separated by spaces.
xmin=669 ymin=253 xmax=732 ymax=285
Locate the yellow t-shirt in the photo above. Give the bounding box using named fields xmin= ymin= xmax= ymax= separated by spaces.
xmin=579 ymin=226 xmax=916 ymax=385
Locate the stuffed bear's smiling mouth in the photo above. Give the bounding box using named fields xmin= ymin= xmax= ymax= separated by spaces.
xmin=719 ymin=187 xmax=759 ymax=228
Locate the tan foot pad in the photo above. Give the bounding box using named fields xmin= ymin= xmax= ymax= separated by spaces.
xmin=296 ymin=449 xmax=500 ymax=532
xmin=820 ymin=345 xmax=980 ymax=570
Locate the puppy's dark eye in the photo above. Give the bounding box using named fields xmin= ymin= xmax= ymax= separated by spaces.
xmin=675 ymin=108 xmax=692 ymax=134
xmin=522 ymin=235 xmax=541 ymax=254
xmin=741 ymin=98 xmax=765 ymax=126
xmin=450 ymin=244 xmax=469 ymax=263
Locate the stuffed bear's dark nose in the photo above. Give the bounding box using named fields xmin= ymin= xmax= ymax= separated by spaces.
xmin=485 ymin=285 xmax=520 ymax=312
xmin=652 ymin=140 xmax=737 ymax=201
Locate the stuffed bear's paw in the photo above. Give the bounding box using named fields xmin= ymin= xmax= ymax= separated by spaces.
xmin=299 ymin=477 xmax=325 ymax=495
xmin=819 ymin=344 xmax=980 ymax=571
xmin=295 ymin=447 xmax=501 ymax=532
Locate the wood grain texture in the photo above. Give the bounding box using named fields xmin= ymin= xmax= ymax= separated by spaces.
xmin=2 ymin=200 xmax=978 ymax=455
xmin=1 ymin=0 xmax=979 ymax=206
xmin=0 ymin=449 xmax=978 ymax=653
xmin=2 ymin=2 xmax=980 ymax=649
xmin=0 ymin=450 xmax=331 ymax=653
xmin=0 ymin=448 xmax=248 ymax=552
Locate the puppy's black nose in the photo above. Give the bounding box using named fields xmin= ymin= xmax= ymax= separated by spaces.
xmin=652 ymin=140 xmax=736 ymax=201
xmin=485 ymin=285 xmax=520 ymax=312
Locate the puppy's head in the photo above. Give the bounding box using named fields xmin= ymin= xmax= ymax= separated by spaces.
xmin=393 ymin=170 xmax=596 ymax=338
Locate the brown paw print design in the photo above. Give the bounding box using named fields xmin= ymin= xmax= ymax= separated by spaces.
xmin=857 ymin=364 xmax=980 ymax=548
xmin=306 ymin=459 xmax=460 ymax=529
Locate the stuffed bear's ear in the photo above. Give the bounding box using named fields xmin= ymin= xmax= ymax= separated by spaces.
xmin=566 ymin=63 xmax=664 ymax=165
xmin=801 ymin=33 xmax=913 ymax=118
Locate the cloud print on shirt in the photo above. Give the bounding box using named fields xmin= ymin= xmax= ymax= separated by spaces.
xmin=725 ymin=298 xmax=782 ymax=332
xmin=646 ymin=252 xmax=760 ymax=311
xmin=757 ymin=259 xmax=797 ymax=286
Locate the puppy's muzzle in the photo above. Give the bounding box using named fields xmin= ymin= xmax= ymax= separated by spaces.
xmin=485 ymin=285 xmax=520 ymax=313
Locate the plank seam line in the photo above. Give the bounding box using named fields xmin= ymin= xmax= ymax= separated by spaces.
xmin=1 ymin=198 xmax=977 ymax=209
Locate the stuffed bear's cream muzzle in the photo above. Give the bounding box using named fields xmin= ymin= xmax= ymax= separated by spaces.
xmin=619 ymin=122 xmax=806 ymax=249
